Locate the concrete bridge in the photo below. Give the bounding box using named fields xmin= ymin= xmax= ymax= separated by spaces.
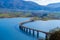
xmin=19 ymin=19 xmax=52 ymax=40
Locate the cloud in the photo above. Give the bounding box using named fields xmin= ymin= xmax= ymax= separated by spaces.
xmin=24 ymin=0 xmax=60 ymax=5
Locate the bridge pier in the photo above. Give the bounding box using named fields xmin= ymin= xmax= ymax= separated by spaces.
xmin=26 ymin=28 xmax=28 ymax=33
xmin=29 ymin=29 xmax=31 ymax=34
xmin=33 ymin=30 xmax=35 ymax=36
xmin=45 ymin=34 xmax=48 ymax=40
xmin=37 ymin=31 xmax=39 ymax=38
xmin=23 ymin=27 xmax=25 ymax=32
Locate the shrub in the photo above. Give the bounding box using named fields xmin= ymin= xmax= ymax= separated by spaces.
xmin=49 ymin=30 xmax=60 ymax=40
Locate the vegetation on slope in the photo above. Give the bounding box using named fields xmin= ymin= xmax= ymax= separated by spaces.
xmin=0 ymin=12 xmax=60 ymax=20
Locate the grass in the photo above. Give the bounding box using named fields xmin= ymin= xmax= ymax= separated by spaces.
xmin=0 ymin=13 xmax=60 ymax=21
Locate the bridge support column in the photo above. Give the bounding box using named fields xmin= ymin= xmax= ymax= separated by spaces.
xmin=29 ymin=29 xmax=31 ymax=34
xmin=26 ymin=28 xmax=28 ymax=33
xmin=33 ymin=30 xmax=35 ymax=36
xmin=45 ymin=34 xmax=48 ymax=40
xmin=37 ymin=31 xmax=39 ymax=38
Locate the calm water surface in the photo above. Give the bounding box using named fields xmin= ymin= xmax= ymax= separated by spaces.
xmin=24 ymin=20 xmax=60 ymax=38
xmin=0 ymin=18 xmax=60 ymax=40
xmin=0 ymin=18 xmax=36 ymax=40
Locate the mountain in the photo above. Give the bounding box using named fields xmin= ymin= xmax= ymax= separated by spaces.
xmin=0 ymin=0 xmax=52 ymax=11
xmin=0 ymin=0 xmax=24 ymax=9
xmin=47 ymin=3 xmax=60 ymax=11
xmin=47 ymin=3 xmax=60 ymax=8
xmin=0 ymin=0 xmax=60 ymax=12
xmin=0 ymin=0 xmax=46 ymax=10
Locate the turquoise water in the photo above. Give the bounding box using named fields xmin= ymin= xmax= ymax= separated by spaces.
xmin=0 ymin=18 xmax=36 ymax=40
xmin=0 ymin=18 xmax=60 ymax=40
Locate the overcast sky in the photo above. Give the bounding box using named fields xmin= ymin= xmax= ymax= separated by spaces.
xmin=24 ymin=0 xmax=60 ymax=6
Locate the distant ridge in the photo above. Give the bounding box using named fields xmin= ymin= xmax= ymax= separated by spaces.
xmin=0 ymin=0 xmax=60 ymax=12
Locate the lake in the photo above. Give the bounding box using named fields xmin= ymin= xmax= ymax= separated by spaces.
xmin=0 ymin=18 xmax=60 ymax=40
xmin=24 ymin=20 xmax=60 ymax=38
xmin=0 ymin=18 xmax=36 ymax=40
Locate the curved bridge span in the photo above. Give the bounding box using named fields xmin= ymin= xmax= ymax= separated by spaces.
xmin=19 ymin=19 xmax=52 ymax=40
